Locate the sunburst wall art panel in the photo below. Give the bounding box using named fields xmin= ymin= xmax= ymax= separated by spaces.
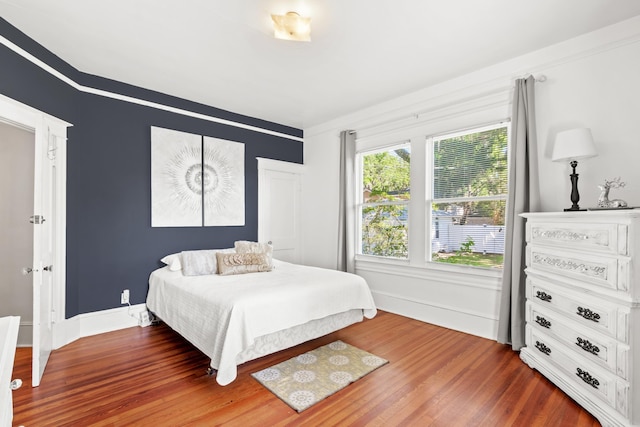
xmin=151 ymin=126 xmax=245 ymax=227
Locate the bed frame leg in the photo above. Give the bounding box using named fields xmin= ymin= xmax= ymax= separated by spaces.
xmin=206 ymin=367 xmax=217 ymax=377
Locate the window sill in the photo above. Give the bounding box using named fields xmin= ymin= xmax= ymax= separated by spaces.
xmin=354 ymin=255 xmax=502 ymax=291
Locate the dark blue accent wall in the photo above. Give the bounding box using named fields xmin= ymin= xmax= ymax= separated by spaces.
xmin=0 ymin=18 xmax=303 ymax=317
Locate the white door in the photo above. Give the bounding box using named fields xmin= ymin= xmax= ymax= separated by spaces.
xmin=257 ymin=158 xmax=304 ymax=264
xmin=0 ymin=316 xmax=20 ymax=427
xmin=31 ymin=129 xmax=62 ymax=387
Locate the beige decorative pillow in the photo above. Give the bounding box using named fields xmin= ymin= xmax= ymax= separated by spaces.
xmin=234 ymin=240 xmax=274 ymax=268
xmin=216 ymin=252 xmax=272 ymax=276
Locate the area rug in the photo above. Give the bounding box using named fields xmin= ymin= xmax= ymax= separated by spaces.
xmin=252 ymin=340 xmax=388 ymax=412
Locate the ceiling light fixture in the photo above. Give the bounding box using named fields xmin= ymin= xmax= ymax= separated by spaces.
xmin=271 ymin=11 xmax=311 ymax=42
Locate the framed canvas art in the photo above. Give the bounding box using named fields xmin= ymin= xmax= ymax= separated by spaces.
xmin=151 ymin=126 xmax=245 ymax=227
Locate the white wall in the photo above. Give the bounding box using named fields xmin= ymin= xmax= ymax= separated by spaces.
xmin=0 ymin=121 xmax=34 ymax=346
xmin=301 ymin=16 xmax=640 ymax=339
xmin=535 ymin=30 xmax=640 ymax=211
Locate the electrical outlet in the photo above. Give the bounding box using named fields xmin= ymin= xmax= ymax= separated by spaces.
xmin=121 ymin=289 xmax=129 ymax=305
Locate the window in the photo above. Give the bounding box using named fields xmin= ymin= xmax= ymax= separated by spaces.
xmin=358 ymin=144 xmax=410 ymax=259
xmin=430 ymin=124 xmax=508 ymax=268
xmin=356 ymin=123 xmax=509 ymax=270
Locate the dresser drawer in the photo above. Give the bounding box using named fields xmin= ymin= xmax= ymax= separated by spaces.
xmin=527 ymin=221 xmax=628 ymax=255
xmin=526 ymin=326 xmax=629 ymax=417
xmin=526 ymin=277 xmax=628 ymax=342
xmin=526 ymin=246 xmax=630 ymax=294
xmin=527 ymin=301 xmax=628 ymax=379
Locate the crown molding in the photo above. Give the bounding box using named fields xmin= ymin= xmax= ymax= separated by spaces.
xmin=0 ymin=34 xmax=303 ymax=143
xmin=305 ymin=15 xmax=640 ymax=139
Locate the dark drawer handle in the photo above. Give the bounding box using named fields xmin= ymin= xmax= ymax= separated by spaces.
xmin=535 ymin=340 xmax=551 ymax=355
xmin=535 ymin=316 xmax=551 ymax=329
xmin=536 ymin=291 xmax=552 ymax=302
xmin=576 ymin=337 xmax=600 ymax=356
xmin=576 ymin=368 xmax=600 ymax=389
xmin=576 ymin=306 xmax=601 ymax=323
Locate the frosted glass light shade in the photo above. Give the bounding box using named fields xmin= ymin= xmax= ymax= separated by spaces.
xmin=271 ymin=12 xmax=311 ymax=42
xmin=552 ymin=128 xmax=598 ymax=162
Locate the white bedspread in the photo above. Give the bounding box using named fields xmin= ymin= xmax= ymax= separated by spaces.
xmin=146 ymin=260 xmax=377 ymax=385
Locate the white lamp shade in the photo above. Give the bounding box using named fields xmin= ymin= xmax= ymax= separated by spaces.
xmin=552 ymin=128 xmax=598 ymax=162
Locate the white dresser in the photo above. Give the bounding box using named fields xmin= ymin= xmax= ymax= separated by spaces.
xmin=520 ymin=210 xmax=639 ymax=427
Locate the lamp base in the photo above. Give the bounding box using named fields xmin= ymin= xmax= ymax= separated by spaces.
xmin=564 ymin=163 xmax=585 ymax=212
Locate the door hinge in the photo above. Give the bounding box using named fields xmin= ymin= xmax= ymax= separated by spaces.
xmin=29 ymin=215 xmax=46 ymax=224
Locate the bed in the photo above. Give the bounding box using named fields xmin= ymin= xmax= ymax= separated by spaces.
xmin=146 ymin=256 xmax=377 ymax=386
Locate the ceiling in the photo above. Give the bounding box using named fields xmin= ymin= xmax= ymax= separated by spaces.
xmin=2 ymin=1 xmax=640 ymax=130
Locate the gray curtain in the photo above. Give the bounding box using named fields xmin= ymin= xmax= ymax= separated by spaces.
xmin=337 ymin=130 xmax=356 ymax=273
xmin=497 ymin=76 xmax=541 ymax=350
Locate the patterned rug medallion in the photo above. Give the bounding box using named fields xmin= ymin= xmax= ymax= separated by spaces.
xmin=252 ymin=340 xmax=388 ymax=412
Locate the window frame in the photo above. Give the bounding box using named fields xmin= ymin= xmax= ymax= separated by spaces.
xmin=355 ymin=121 xmax=510 ymax=276
xmin=427 ymin=122 xmax=510 ymax=266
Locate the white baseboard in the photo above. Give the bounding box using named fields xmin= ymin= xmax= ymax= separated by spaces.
xmin=372 ymin=290 xmax=498 ymax=340
xmin=48 ymin=293 xmax=498 ymax=351
xmin=17 ymin=321 xmax=32 ymax=347
xmin=53 ymin=304 xmax=148 ymax=350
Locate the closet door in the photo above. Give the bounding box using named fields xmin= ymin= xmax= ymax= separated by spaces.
xmin=257 ymin=158 xmax=304 ymax=264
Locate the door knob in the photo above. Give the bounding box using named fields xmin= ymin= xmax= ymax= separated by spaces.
xmin=44 ymin=265 xmax=53 ymax=272
xmin=11 ymin=379 xmax=22 ymax=390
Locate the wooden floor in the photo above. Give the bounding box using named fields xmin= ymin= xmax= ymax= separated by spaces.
xmin=12 ymin=311 xmax=600 ymax=426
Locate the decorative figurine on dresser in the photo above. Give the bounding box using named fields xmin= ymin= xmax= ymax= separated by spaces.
xmin=598 ymin=177 xmax=628 ymax=209
xmin=520 ymin=209 xmax=639 ymax=427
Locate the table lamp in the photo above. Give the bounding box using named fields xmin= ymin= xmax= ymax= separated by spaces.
xmin=552 ymin=128 xmax=598 ymax=211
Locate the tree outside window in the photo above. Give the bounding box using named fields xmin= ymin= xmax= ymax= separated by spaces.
xmin=360 ymin=146 xmax=410 ymax=259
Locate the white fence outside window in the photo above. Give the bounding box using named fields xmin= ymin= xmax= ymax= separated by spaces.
xmin=432 ymin=223 xmax=505 ymax=255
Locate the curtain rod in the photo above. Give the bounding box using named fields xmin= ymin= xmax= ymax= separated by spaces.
xmin=524 ymin=74 xmax=547 ymax=82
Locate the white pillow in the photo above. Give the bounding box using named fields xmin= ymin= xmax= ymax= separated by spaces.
xmin=160 ymin=253 xmax=182 ymax=271
xmin=160 ymin=248 xmax=234 ymax=272
xmin=182 ymin=250 xmax=219 ymax=276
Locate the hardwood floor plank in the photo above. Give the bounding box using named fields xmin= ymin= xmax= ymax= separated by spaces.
xmin=11 ymin=311 xmax=600 ymax=426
